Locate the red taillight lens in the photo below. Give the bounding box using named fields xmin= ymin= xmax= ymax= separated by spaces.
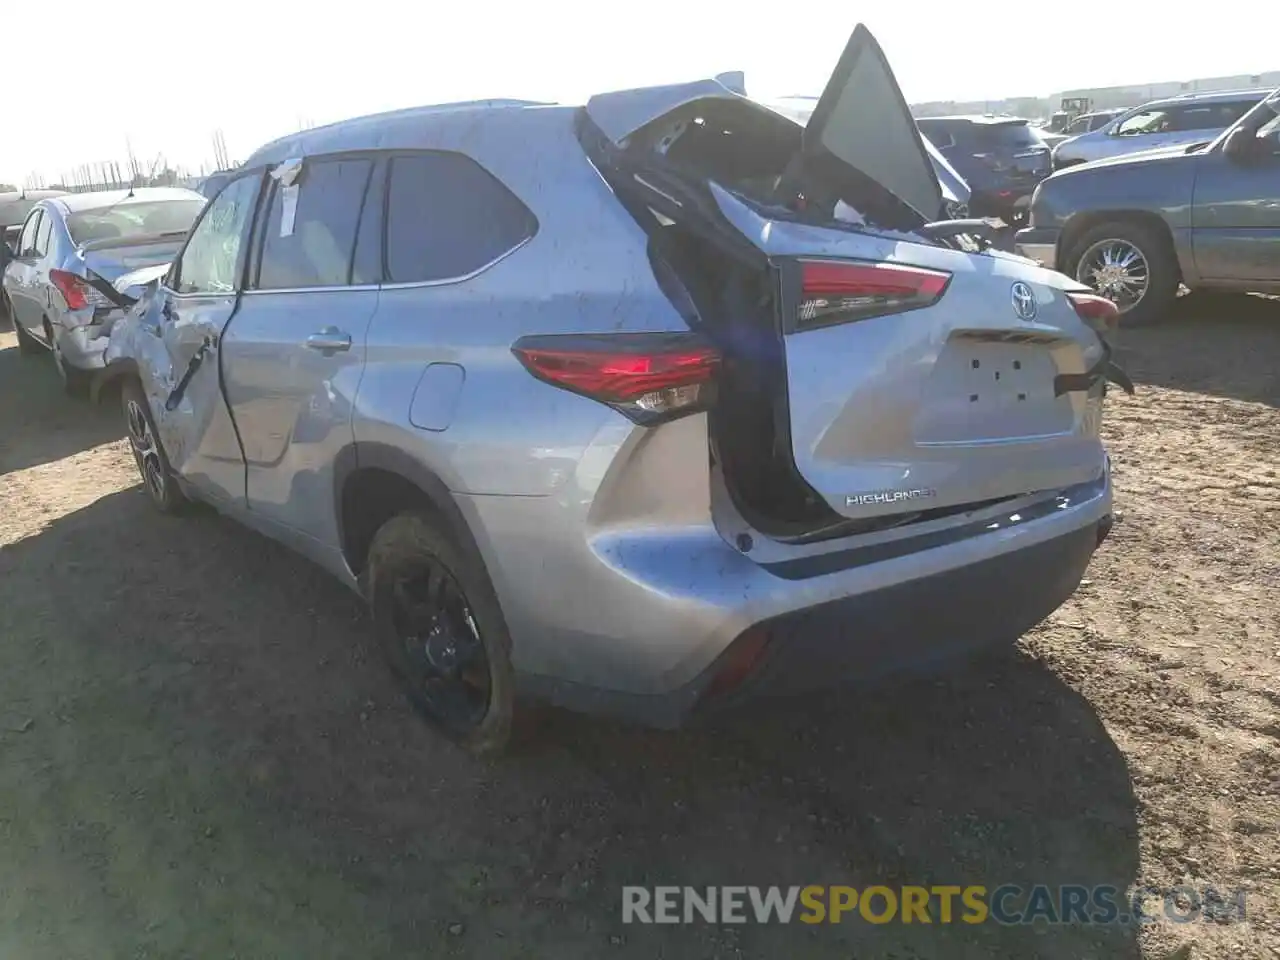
xmin=50 ymin=269 xmax=112 ymax=312
xmin=511 ymin=333 xmax=720 ymax=424
xmin=1066 ymin=291 xmax=1121 ymax=331
xmin=797 ymin=260 xmax=951 ymax=330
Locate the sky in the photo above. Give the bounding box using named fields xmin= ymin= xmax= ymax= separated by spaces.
xmin=3 ymin=0 xmax=1275 ymax=187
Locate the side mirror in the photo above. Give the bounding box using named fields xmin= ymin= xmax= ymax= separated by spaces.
xmin=1223 ymin=127 xmax=1261 ymax=163
xmin=0 ymin=241 xmax=12 ymax=267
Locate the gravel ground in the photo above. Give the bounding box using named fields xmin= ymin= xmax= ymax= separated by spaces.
xmin=0 ymin=294 xmax=1275 ymax=959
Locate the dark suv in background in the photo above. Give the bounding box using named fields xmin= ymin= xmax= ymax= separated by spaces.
xmin=917 ymin=116 xmax=1051 ymax=224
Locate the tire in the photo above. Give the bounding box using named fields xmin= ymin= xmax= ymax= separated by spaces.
xmin=364 ymin=511 xmax=516 ymax=757
xmin=50 ymin=324 xmax=91 ymax=398
xmin=9 ymin=301 xmax=42 ymax=356
xmin=121 ymin=378 xmax=190 ymax=514
xmin=1063 ymin=220 xmax=1179 ymax=327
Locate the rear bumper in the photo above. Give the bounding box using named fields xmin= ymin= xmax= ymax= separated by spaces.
xmin=725 ymin=517 xmax=1102 ymax=702
xmin=1014 ymin=226 xmax=1061 ymax=270
xmin=496 ymin=466 xmax=1112 ymax=729
xmin=54 ymin=316 xmax=117 ymax=371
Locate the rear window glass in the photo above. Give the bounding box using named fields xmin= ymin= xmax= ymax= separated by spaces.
xmin=384 ymin=152 xmax=536 ymax=285
xmin=974 ymin=123 xmax=1043 ymax=148
xmin=67 ymin=199 xmax=204 ymax=246
xmin=916 ymin=121 xmax=957 ymax=148
xmin=256 ymin=158 xmax=373 ymax=290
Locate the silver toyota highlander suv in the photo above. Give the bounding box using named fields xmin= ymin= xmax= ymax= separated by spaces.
xmin=102 ymin=25 xmax=1123 ymax=755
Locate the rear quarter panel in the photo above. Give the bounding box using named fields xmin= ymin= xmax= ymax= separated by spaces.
xmin=350 ymin=107 xmax=691 ymax=499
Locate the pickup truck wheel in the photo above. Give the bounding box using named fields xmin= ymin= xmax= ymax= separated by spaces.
xmin=1064 ymin=221 xmax=1179 ymax=327
xmin=121 ymin=378 xmax=189 ymax=514
xmin=365 ymin=511 xmax=516 ymax=758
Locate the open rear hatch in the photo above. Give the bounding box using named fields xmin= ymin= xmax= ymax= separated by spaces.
xmin=581 ymin=24 xmax=1110 ymax=541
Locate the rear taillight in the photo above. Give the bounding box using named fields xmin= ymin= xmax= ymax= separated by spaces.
xmin=511 ymin=333 xmax=719 ymax=424
xmin=50 ymin=269 xmax=113 ymax=312
xmin=797 ymin=260 xmax=951 ymax=330
xmin=1066 ymin=291 xmax=1121 ymax=331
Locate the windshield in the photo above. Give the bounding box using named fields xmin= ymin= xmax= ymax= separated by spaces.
xmin=67 ymin=199 xmax=204 ymax=246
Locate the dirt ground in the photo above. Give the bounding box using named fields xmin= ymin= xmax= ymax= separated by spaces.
xmin=0 ymin=295 xmax=1276 ymax=959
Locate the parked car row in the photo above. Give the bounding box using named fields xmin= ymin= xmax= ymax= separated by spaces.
xmin=1016 ymin=88 xmax=1280 ymax=325
xmin=4 ymin=25 xmax=1124 ymax=755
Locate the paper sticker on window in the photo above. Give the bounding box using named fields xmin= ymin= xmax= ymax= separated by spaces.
xmin=280 ymin=185 xmax=299 ymax=238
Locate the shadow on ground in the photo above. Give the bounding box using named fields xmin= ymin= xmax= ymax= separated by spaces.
xmin=0 ymin=483 xmax=1142 ymax=959
xmin=1117 ymin=292 xmax=1280 ymax=407
xmin=0 ymin=342 xmax=122 ymax=474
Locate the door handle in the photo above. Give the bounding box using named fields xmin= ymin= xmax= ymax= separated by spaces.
xmin=305 ymin=328 xmax=352 ymax=353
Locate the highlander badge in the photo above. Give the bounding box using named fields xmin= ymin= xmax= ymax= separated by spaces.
xmin=846 ymin=489 xmax=938 ymax=507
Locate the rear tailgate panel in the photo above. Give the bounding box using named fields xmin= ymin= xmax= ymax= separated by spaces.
xmin=711 ymin=186 xmax=1107 ymax=523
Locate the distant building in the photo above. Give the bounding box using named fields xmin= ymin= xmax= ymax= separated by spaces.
xmin=912 ymin=69 xmax=1280 ymax=119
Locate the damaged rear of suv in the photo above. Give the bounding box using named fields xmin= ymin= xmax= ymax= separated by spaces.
xmin=107 ymin=24 xmax=1122 ymax=754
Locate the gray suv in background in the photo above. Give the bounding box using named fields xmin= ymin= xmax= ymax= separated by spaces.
xmin=1051 ymin=89 xmax=1267 ymax=169
xmin=103 ymin=25 xmax=1119 ymax=755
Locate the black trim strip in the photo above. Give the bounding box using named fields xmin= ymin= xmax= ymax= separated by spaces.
xmin=760 ymin=475 xmax=1108 ymax=581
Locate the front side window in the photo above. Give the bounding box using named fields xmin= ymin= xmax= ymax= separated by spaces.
xmin=384 ymin=152 xmax=536 ymax=285
xmin=256 ymin=158 xmax=372 ymax=290
xmin=18 ymin=211 xmax=41 ymax=257
xmin=174 ymin=175 xmax=262 ymax=295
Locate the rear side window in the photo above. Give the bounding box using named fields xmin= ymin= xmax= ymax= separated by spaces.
xmin=384 ymin=152 xmax=536 ymax=284
xmin=1165 ymin=100 xmax=1257 ymax=133
xmin=33 ymin=213 xmax=53 ymax=257
xmin=257 ymin=158 xmax=373 ymax=290
xmin=974 ymin=123 xmax=1043 ymax=148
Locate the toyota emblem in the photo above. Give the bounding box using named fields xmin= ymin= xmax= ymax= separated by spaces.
xmin=1011 ymin=282 xmax=1037 ymax=321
